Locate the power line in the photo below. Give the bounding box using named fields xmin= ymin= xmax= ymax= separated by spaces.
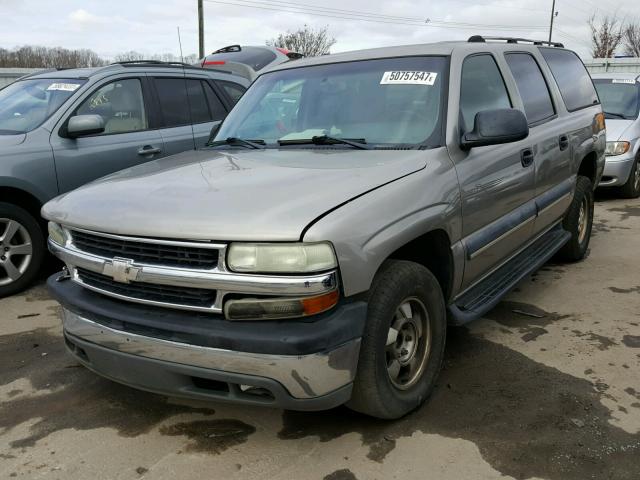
xmin=203 ymin=0 xmax=549 ymax=31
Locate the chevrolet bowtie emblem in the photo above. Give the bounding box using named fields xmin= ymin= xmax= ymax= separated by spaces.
xmin=103 ymin=257 xmax=140 ymax=284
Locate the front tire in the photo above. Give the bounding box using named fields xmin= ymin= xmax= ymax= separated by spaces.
xmin=0 ymin=203 xmax=45 ymax=298
xmin=618 ymin=154 xmax=640 ymax=199
xmin=347 ymin=260 xmax=447 ymax=419
xmin=556 ymin=176 xmax=594 ymax=262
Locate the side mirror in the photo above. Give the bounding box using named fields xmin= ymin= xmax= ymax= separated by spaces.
xmin=67 ymin=114 xmax=105 ymax=138
xmin=461 ymin=108 xmax=529 ymax=150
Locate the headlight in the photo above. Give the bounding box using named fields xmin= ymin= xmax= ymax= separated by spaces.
xmin=605 ymin=141 xmax=630 ymax=156
xmin=227 ymin=242 xmax=337 ymax=273
xmin=48 ymin=222 xmax=66 ymax=245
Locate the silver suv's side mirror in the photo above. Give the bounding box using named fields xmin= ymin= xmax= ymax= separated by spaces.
xmin=67 ymin=114 xmax=105 ymax=138
xmin=461 ymin=108 xmax=529 ymax=150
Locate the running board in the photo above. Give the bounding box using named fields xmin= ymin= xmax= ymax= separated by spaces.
xmin=448 ymin=224 xmax=570 ymax=325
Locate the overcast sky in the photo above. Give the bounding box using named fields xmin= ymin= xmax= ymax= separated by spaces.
xmin=1 ymin=0 xmax=638 ymax=59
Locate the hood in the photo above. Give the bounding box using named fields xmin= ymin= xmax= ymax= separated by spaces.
xmin=0 ymin=133 xmax=26 ymax=147
xmin=606 ymin=119 xmax=634 ymax=142
xmin=43 ymin=148 xmax=428 ymax=241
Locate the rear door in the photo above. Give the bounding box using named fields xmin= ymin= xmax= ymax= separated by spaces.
xmin=452 ymin=53 xmax=537 ymax=290
xmin=50 ymin=75 xmax=165 ymax=193
xmin=504 ymin=51 xmax=572 ymax=235
xmin=148 ymin=76 xmax=196 ymax=155
xmin=186 ymin=79 xmax=228 ymax=147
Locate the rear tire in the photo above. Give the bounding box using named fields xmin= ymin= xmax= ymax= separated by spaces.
xmin=0 ymin=203 xmax=45 ymax=298
xmin=347 ymin=260 xmax=447 ymax=419
xmin=618 ymin=154 xmax=640 ymax=199
xmin=556 ymin=176 xmax=594 ymax=262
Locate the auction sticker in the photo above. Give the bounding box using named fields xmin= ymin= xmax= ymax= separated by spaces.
xmin=380 ymin=71 xmax=438 ymax=85
xmin=612 ymin=79 xmax=636 ymax=84
xmin=46 ymin=83 xmax=81 ymax=92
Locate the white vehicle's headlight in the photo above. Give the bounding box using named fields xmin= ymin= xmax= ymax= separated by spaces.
xmin=605 ymin=141 xmax=630 ymax=156
xmin=48 ymin=222 xmax=66 ymax=245
xmin=227 ymin=242 xmax=337 ymax=273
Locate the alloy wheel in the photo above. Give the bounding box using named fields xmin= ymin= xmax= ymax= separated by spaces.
xmin=0 ymin=219 xmax=33 ymax=287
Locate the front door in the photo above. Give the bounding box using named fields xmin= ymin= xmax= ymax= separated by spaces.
xmin=50 ymin=76 xmax=164 ymax=193
xmin=453 ymin=53 xmax=537 ymax=290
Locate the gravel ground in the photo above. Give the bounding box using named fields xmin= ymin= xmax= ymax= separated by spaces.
xmin=1 ymin=195 xmax=639 ymax=480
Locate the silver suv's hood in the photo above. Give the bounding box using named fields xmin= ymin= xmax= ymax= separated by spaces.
xmin=606 ymin=119 xmax=634 ymax=141
xmin=43 ymin=148 xmax=427 ymax=241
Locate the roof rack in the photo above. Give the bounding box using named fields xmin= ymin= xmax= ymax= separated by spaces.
xmin=468 ymin=35 xmax=564 ymax=48
xmin=111 ymin=60 xmax=202 ymax=69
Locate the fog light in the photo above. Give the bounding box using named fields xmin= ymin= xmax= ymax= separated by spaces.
xmin=225 ymin=290 xmax=339 ymax=320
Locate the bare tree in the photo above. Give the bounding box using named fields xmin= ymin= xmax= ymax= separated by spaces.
xmin=267 ymin=25 xmax=336 ymax=57
xmin=588 ymin=14 xmax=623 ymax=58
xmin=0 ymin=45 xmax=105 ymax=68
xmin=623 ymin=21 xmax=640 ymax=57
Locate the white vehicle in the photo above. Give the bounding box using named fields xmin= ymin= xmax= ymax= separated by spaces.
xmin=592 ymin=73 xmax=640 ymax=198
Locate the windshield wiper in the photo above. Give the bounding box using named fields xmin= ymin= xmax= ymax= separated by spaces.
xmin=603 ymin=110 xmax=627 ymax=119
xmin=278 ymin=135 xmax=371 ymax=150
xmin=207 ymin=137 xmax=266 ymax=149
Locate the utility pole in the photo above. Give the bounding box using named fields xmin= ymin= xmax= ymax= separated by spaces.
xmin=198 ymin=0 xmax=204 ymax=59
xmin=548 ymin=0 xmax=556 ymax=43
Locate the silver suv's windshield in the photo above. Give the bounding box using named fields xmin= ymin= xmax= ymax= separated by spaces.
xmin=593 ymin=78 xmax=640 ymax=120
xmin=214 ymin=56 xmax=447 ymax=148
xmin=0 ymin=78 xmax=86 ymax=135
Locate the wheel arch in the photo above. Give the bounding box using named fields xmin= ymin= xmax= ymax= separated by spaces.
xmin=383 ymin=229 xmax=455 ymax=302
xmin=577 ymin=151 xmax=598 ymax=186
xmin=0 ymin=186 xmax=46 ymax=228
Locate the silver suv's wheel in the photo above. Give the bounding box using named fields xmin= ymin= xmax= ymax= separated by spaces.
xmin=0 ymin=203 xmax=45 ymax=298
xmin=619 ymin=154 xmax=640 ymax=199
xmin=0 ymin=219 xmax=33 ymax=287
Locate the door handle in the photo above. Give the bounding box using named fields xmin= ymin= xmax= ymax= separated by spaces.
xmin=559 ymin=135 xmax=569 ymax=151
xmin=137 ymin=145 xmax=162 ymax=156
xmin=521 ymin=148 xmax=534 ymax=168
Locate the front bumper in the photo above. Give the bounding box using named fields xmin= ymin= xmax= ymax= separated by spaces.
xmin=48 ymin=274 xmax=367 ymax=410
xmin=599 ymin=153 xmax=636 ymax=187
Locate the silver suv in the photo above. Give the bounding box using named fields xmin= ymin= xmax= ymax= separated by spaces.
xmin=0 ymin=61 xmax=248 ymax=296
xmin=44 ymin=37 xmax=605 ymax=419
xmin=592 ymin=73 xmax=640 ymax=197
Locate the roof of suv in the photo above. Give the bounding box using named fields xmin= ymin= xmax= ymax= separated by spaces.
xmin=263 ymin=38 xmax=569 ymax=75
xmin=21 ymin=62 xmax=249 ymax=84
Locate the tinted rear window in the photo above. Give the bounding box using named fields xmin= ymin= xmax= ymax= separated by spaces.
xmin=505 ymin=53 xmax=555 ymax=124
xmin=539 ymin=48 xmax=598 ymax=112
xmin=154 ymin=78 xmax=191 ymax=127
xmin=205 ymin=47 xmax=277 ymax=71
xmin=217 ymin=80 xmax=246 ymax=104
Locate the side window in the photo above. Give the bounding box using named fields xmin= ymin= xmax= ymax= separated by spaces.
xmin=75 ymin=78 xmax=147 ymax=134
xmin=217 ymin=80 xmax=246 ymax=104
xmin=154 ymin=78 xmax=191 ymax=127
xmin=201 ymin=81 xmax=227 ymax=120
xmin=505 ymin=53 xmax=555 ymax=124
xmin=539 ymin=48 xmax=598 ymax=112
xmin=459 ymin=55 xmax=511 ymax=130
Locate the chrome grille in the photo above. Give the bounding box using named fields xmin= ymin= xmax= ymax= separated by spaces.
xmin=76 ymin=268 xmax=217 ymax=309
xmin=70 ymin=229 xmax=219 ymax=269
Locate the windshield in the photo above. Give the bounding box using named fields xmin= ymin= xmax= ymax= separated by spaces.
xmin=214 ymin=56 xmax=447 ymax=148
xmin=0 ymin=78 xmax=85 ymax=135
xmin=593 ymin=79 xmax=640 ymax=120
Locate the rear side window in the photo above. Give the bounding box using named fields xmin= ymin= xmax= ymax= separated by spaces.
xmin=505 ymin=53 xmax=555 ymax=124
xmin=539 ymin=48 xmax=598 ymax=112
xmin=217 ymin=80 xmax=246 ymax=104
xmin=460 ymin=54 xmax=511 ymax=130
xmin=185 ymin=79 xmax=226 ymax=123
xmin=154 ymin=78 xmax=191 ymax=127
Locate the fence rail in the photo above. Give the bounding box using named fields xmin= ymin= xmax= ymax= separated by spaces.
xmin=584 ymin=58 xmax=640 ymax=74
xmin=0 ymin=68 xmax=45 ymax=88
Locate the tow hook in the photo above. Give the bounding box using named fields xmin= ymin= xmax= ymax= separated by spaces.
xmin=56 ymin=266 xmax=71 ymax=282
